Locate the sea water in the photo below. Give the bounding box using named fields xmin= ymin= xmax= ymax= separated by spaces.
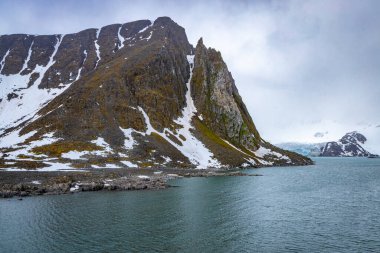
xmin=1 ymin=157 xmax=380 ymax=252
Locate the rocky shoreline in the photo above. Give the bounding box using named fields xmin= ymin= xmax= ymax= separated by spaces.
xmin=0 ymin=168 xmax=262 ymax=199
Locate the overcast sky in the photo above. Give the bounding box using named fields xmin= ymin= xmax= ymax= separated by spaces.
xmin=1 ymin=0 xmax=379 ymax=144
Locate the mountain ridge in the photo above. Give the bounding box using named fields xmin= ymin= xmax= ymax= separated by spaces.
xmin=0 ymin=17 xmax=311 ymax=170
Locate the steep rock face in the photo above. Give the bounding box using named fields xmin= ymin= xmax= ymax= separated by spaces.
xmin=191 ymin=39 xmax=260 ymax=150
xmin=320 ymin=132 xmax=374 ymax=157
xmin=0 ymin=17 xmax=311 ymax=171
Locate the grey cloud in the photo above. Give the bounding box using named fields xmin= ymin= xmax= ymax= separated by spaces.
xmin=1 ymin=0 xmax=379 ymax=143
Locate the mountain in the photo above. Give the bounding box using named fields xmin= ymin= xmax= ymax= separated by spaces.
xmin=320 ymin=131 xmax=376 ymax=157
xmin=0 ymin=17 xmax=311 ymax=171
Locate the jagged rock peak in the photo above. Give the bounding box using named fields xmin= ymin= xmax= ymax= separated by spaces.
xmin=197 ymin=37 xmax=204 ymax=46
xmin=340 ymin=131 xmax=366 ymax=144
xmin=154 ymin=16 xmax=177 ymax=26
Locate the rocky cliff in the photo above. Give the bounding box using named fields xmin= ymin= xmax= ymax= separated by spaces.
xmin=0 ymin=17 xmax=311 ymax=171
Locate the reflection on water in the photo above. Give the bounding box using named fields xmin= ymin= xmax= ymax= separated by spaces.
xmin=1 ymin=158 xmax=380 ymax=252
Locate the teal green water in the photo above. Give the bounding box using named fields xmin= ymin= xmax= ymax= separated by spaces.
xmin=1 ymin=158 xmax=380 ymax=252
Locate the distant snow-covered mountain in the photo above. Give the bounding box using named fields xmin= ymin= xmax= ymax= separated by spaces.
xmin=320 ymin=132 xmax=375 ymax=157
xmin=278 ymin=131 xmax=378 ymax=157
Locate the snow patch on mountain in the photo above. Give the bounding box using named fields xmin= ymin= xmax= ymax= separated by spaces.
xmin=120 ymin=160 xmax=138 ymax=168
xmin=0 ymin=130 xmax=37 ymax=149
xmin=92 ymin=164 xmax=121 ymax=169
xmin=20 ymin=41 xmax=34 ymax=73
xmin=0 ymin=49 xmax=10 ymax=73
xmin=162 ymin=156 xmax=172 ymax=164
xmin=0 ymin=131 xmax=60 ymax=161
xmin=91 ymin=137 xmax=113 ymax=155
xmin=137 ymin=55 xmax=221 ymax=169
xmin=117 ymin=25 xmax=126 ymax=49
xmin=138 ymin=22 xmax=152 ymax=33
xmin=119 ymin=127 xmax=137 ymax=149
xmin=61 ymin=151 xmax=88 ymax=160
xmin=75 ymin=49 xmax=87 ymax=81
xmin=5 ymin=161 xmax=82 ymax=172
xmin=254 ymin=147 xmax=272 ymax=158
xmin=140 ymin=31 xmax=153 ymax=41
xmin=0 ymin=35 xmax=70 ymax=133
xmin=222 ymin=139 xmax=250 ymax=156
xmin=253 ymin=146 xmax=291 ymax=164
xmin=94 ymin=28 xmax=101 ymax=68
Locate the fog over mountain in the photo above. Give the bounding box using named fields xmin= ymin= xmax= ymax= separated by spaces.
xmin=1 ymin=0 xmax=379 ymax=147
